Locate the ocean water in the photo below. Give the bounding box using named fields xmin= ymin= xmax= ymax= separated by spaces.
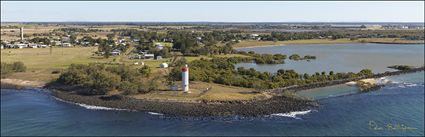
xmin=2 ymin=43 xmax=424 ymax=136
xmin=236 ymin=43 xmax=424 ymax=74
xmin=1 ymin=72 xmax=424 ymax=136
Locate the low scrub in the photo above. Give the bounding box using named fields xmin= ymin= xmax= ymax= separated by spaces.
xmin=168 ymin=57 xmax=374 ymax=90
xmin=1 ymin=62 xmax=27 ymax=78
xmin=57 ymin=63 xmax=155 ymax=95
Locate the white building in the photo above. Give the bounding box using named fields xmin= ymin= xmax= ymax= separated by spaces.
xmin=144 ymin=54 xmax=155 ymax=59
xmin=62 ymin=43 xmax=72 ymax=47
xmin=159 ymin=63 xmax=168 ymax=68
xmin=156 ymin=45 xmax=164 ymax=50
xmin=16 ymin=44 xmax=28 ymax=49
xmin=39 ymin=45 xmax=48 ymax=48
xmin=29 ymin=44 xmax=38 ymax=48
xmin=110 ymin=49 xmax=121 ymax=56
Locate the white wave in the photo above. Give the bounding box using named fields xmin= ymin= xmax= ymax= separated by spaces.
xmin=376 ymin=77 xmax=391 ymax=85
xmin=405 ymin=83 xmax=418 ymax=87
xmin=75 ymin=103 xmax=129 ymax=111
xmin=53 ymin=96 xmax=131 ymax=111
xmin=147 ymin=112 xmax=164 ymax=116
xmin=374 ymin=76 xmax=424 ymax=89
xmin=270 ymin=110 xmax=312 ymax=119
xmin=345 ymin=81 xmax=357 ymax=86
xmin=385 ymin=81 xmax=423 ymax=89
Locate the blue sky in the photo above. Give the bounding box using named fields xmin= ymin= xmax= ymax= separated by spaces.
xmin=1 ymin=1 xmax=424 ymax=22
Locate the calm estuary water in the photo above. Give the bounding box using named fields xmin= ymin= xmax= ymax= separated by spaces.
xmin=2 ymin=44 xmax=424 ymax=136
xmin=236 ymin=43 xmax=424 ymax=74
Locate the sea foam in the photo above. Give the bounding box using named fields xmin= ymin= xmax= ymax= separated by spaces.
xmin=53 ymin=97 xmax=131 ymax=111
xmin=270 ymin=110 xmax=312 ymax=119
xmin=147 ymin=112 xmax=164 ymax=116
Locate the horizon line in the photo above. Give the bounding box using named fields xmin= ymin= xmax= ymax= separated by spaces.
xmin=2 ymin=21 xmax=424 ymax=24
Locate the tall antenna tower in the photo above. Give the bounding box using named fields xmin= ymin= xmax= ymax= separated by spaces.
xmin=20 ymin=27 xmax=24 ymax=42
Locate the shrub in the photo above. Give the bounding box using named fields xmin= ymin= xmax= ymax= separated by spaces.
xmin=1 ymin=62 xmax=26 ymax=78
xmin=57 ymin=63 xmax=153 ymax=95
xmin=51 ymin=70 xmax=61 ymax=74
xmin=11 ymin=62 xmax=26 ymax=72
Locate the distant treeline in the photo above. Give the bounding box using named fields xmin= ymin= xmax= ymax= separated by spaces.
xmin=260 ymin=30 xmax=425 ymax=41
xmin=53 ymin=28 xmax=104 ymax=33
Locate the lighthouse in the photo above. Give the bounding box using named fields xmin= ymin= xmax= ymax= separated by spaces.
xmin=181 ymin=64 xmax=189 ymax=93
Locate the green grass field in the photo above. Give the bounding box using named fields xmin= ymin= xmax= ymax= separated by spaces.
xmin=0 ymin=46 xmax=250 ymax=82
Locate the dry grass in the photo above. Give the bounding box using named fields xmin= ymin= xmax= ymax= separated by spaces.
xmin=359 ymin=38 xmax=424 ymax=44
xmin=1 ymin=47 xmax=106 ymax=69
xmin=1 ymin=47 xmax=119 ymax=82
xmin=131 ymin=81 xmax=263 ymax=102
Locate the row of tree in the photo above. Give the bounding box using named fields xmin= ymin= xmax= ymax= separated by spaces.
xmin=167 ymin=57 xmax=373 ymax=90
xmin=261 ymin=30 xmax=425 ymax=41
xmin=57 ymin=63 xmax=154 ymax=95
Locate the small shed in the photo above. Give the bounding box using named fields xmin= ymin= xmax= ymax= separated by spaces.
xmin=110 ymin=49 xmax=121 ymax=56
xmin=156 ymin=45 xmax=164 ymax=50
xmin=144 ymin=54 xmax=155 ymax=59
xmin=16 ymin=44 xmax=28 ymax=49
xmin=29 ymin=44 xmax=38 ymax=48
xmin=159 ymin=63 xmax=168 ymax=68
xmin=62 ymin=43 xmax=72 ymax=47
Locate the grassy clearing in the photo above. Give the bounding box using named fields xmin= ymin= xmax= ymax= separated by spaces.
xmin=1 ymin=47 xmax=106 ymax=70
xmin=359 ymin=38 xmax=424 ymax=44
xmin=1 ymin=47 xmax=107 ymax=82
xmin=131 ymin=81 xmax=264 ymax=102
xmin=0 ymin=46 xmax=250 ymax=83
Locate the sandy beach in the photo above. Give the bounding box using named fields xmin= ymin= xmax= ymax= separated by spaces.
xmin=1 ymin=78 xmax=46 ymax=89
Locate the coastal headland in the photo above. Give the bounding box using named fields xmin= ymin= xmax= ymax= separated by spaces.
xmin=1 ymin=23 xmax=424 ymax=117
xmin=2 ymin=67 xmax=422 ymax=117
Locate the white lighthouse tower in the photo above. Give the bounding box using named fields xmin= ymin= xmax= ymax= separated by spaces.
xmin=181 ymin=64 xmax=190 ymax=93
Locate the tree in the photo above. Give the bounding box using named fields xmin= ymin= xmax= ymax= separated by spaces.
xmin=69 ymin=34 xmax=77 ymax=44
xmin=98 ymin=44 xmax=113 ymax=58
xmin=139 ymin=65 xmax=151 ymax=77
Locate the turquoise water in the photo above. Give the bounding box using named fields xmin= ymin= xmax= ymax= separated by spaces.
xmin=1 ymin=72 xmax=423 ymax=136
xmin=236 ymin=43 xmax=424 ymax=74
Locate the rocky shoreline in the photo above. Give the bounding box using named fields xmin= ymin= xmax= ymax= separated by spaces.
xmin=2 ymin=67 xmax=423 ymax=117
xmin=51 ymin=89 xmax=318 ymax=117
xmin=267 ymin=67 xmax=424 ymax=93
